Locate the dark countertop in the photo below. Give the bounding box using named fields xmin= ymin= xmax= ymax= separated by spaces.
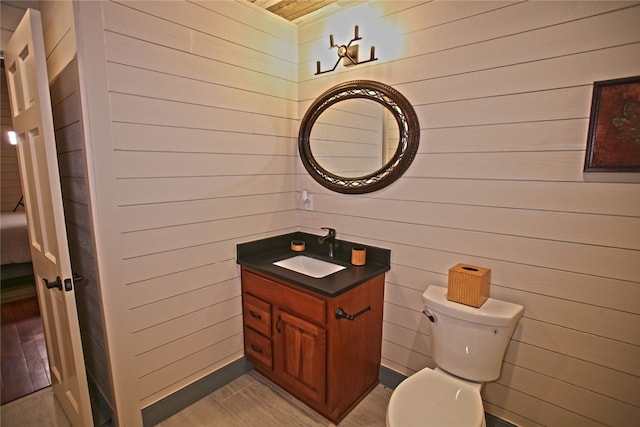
xmin=237 ymin=231 xmax=391 ymax=297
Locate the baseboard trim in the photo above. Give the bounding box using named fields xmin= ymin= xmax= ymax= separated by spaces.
xmin=486 ymin=412 xmax=517 ymax=427
xmin=86 ymin=371 xmax=114 ymax=427
xmin=141 ymin=358 xmax=252 ymax=427
xmin=142 ymin=361 xmax=515 ymax=427
xmin=379 ymin=365 xmax=406 ymax=389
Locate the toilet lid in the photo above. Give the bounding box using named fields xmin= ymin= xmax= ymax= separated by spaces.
xmin=387 ymin=368 xmax=484 ymax=427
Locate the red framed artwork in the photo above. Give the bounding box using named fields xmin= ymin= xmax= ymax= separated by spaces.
xmin=584 ymin=75 xmax=640 ymax=172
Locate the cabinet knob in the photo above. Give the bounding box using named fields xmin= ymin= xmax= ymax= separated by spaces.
xmin=249 ymin=310 xmax=262 ymax=320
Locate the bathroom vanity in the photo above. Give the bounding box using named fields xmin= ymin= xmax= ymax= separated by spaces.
xmin=237 ymin=232 xmax=390 ymax=423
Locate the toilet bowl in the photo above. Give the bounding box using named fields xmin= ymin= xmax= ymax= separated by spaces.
xmin=386 ymin=285 xmax=523 ymax=427
xmin=386 ymin=367 xmax=485 ymax=427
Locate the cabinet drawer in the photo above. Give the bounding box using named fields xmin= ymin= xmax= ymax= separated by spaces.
xmin=243 ymin=294 xmax=271 ymax=337
xmin=244 ymin=328 xmax=272 ymax=368
xmin=243 ymin=270 xmax=326 ymax=325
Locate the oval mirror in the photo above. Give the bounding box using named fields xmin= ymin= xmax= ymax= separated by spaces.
xmin=299 ymin=80 xmax=420 ymax=193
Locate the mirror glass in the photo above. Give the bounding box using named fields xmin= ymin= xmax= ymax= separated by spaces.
xmin=299 ymin=80 xmax=420 ymax=193
xmin=309 ymin=99 xmax=399 ymax=178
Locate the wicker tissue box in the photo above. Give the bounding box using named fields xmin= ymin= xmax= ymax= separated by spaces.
xmin=447 ymin=263 xmax=491 ymax=308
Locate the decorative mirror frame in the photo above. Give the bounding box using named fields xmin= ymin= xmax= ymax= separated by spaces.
xmin=299 ymin=80 xmax=420 ymax=194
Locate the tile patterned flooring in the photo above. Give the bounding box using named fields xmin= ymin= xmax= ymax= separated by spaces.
xmin=1 ymin=386 xmax=71 ymax=427
xmin=1 ymin=370 xmax=391 ymax=426
xmin=0 ymin=296 xmax=51 ymax=405
xmin=158 ymin=371 xmax=391 ymax=427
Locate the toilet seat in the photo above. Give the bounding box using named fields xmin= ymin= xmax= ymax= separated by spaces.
xmin=386 ymin=367 xmax=485 ymax=427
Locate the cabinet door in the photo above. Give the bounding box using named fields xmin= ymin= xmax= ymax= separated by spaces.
xmin=274 ymin=309 xmax=326 ymax=404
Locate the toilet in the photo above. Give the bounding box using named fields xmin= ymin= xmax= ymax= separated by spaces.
xmin=386 ymin=285 xmax=523 ymax=427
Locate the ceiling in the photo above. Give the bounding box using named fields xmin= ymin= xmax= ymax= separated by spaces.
xmin=247 ymin=0 xmax=340 ymax=22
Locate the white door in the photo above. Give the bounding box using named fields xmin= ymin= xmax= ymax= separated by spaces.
xmin=4 ymin=9 xmax=93 ymax=427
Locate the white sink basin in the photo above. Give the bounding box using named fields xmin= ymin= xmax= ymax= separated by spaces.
xmin=273 ymin=255 xmax=345 ymax=278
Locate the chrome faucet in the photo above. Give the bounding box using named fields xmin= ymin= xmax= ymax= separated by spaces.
xmin=318 ymin=227 xmax=336 ymax=258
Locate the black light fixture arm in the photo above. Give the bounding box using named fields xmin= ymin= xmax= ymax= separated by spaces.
xmin=315 ymin=25 xmax=377 ymax=75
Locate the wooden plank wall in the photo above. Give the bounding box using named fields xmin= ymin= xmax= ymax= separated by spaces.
xmin=89 ymin=0 xmax=298 ymax=420
xmin=298 ymin=2 xmax=640 ymax=426
xmin=38 ymin=0 xmax=76 ymax=82
xmin=49 ymin=56 xmax=116 ymax=415
xmin=36 ymin=0 xmax=117 ymax=418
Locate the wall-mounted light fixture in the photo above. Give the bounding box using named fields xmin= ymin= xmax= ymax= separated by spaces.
xmin=315 ymin=25 xmax=377 ymax=75
xmin=8 ymin=131 xmax=17 ymax=145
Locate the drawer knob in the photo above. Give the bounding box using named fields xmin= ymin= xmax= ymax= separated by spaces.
xmin=250 ymin=344 xmax=264 ymax=354
xmin=249 ymin=310 xmax=262 ymax=320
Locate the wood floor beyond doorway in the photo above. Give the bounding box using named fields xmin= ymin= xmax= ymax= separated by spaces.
xmin=0 ymin=296 xmax=51 ymax=404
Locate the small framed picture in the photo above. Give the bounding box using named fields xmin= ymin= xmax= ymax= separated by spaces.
xmin=584 ymin=75 xmax=640 ymax=172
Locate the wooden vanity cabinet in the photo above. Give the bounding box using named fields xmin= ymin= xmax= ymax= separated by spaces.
xmin=240 ymin=267 xmax=385 ymax=423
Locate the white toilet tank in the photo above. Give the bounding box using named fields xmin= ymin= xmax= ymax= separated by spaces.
xmin=423 ymin=286 xmax=523 ymax=382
